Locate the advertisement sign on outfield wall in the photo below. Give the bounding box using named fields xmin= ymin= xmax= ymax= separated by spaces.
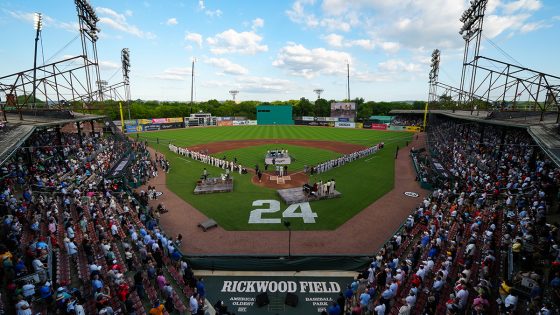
xmin=217 ymin=120 xmax=233 ymax=126
xmin=125 ymin=125 xmax=141 ymax=133
xmin=355 ymin=122 xmax=363 ymax=129
xmin=370 ymin=123 xmax=388 ymax=130
xmin=404 ymin=126 xmax=422 ymax=132
xmin=363 ymin=121 xmax=372 ymax=129
xmin=302 ymin=116 xmax=315 ymax=121
xmin=124 ymin=119 xmax=138 ymax=126
xmin=338 ymin=117 xmax=349 ymax=122
xmin=334 ymin=122 xmax=355 ymax=128
xmin=231 ymin=120 xmax=258 ymax=126
xmin=295 ymin=120 xmax=331 ymax=127
xmin=388 ymin=126 xmax=406 ymax=131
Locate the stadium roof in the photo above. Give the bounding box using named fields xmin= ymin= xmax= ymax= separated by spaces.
xmin=0 ymin=112 xmax=105 ymax=166
xmin=391 ymin=109 xmax=560 ymax=167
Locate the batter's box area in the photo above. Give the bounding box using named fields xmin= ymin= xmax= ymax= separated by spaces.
xmin=278 ymin=187 xmax=342 ymax=205
xmin=269 ymin=175 xmax=291 ymax=184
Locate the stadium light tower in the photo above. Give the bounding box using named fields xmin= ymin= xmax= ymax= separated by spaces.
xmin=313 ymin=89 xmax=324 ymax=100
xmin=32 ymin=12 xmax=43 ymax=109
xmin=458 ymin=0 xmax=488 ymax=107
xmin=121 ymin=48 xmax=131 ymax=119
xmin=75 ymin=0 xmax=102 ymax=101
xmin=428 ymin=49 xmax=440 ymax=105
xmin=229 ymin=90 xmax=239 ymax=102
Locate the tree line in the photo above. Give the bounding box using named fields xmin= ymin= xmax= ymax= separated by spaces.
xmin=71 ymin=98 xmax=426 ymax=121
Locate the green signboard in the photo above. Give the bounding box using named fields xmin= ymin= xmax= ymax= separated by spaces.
xmin=202 ymin=275 xmax=354 ymax=314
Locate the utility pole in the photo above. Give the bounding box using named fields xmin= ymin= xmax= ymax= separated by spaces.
xmin=190 ymin=58 xmax=195 ymax=114
xmin=347 ymin=61 xmax=350 ymax=101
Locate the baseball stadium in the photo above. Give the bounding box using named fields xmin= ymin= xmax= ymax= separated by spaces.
xmin=1 ymin=1 xmax=560 ymax=315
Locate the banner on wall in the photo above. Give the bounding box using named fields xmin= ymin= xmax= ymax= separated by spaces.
xmin=371 ymin=123 xmax=388 ymax=130
xmin=334 ymin=122 xmax=355 ymax=128
xmin=217 ymin=120 xmax=234 ymax=126
xmin=388 ymin=126 xmax=406 ymax=131
xmin=302 ymin=116 xmax=315 ymax=121
xmin=355 ymin=122 xmax=363 ymax=129
xmin=231 ymin=120 xmax=257 ymax=126
xmin=338 ymin=117 xmax=349 ymax=122
xmin=363 ymin=121 xmax=372 ymax=128
xmin=125 ymin=125 xmax=141 ymax=133
xmin=325 ymin=117 xmax=338 ymax=122
xmin=404 ymin=126 xmax=422 ymax=132
xmin=151 ymin=118 xmax=168 ymax=124
xmin=137 ymin=119 xmax=151 ymax=125
xmin=295 ymin=120 xmax=330 ymax=127
xmin=124 ymin=119 xmax=138 ymax=126
xmin=204 ymin=275 xmax=353 ymax=315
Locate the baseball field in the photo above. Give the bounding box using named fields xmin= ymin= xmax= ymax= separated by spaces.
xmin=138 ymin=125 xmax=412 ymax=231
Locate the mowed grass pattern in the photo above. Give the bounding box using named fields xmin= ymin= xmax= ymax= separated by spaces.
xmin=139 ymin=126 xmax=412 ymax=231
xmin=212 ymin=144 xmax=342 ymax=172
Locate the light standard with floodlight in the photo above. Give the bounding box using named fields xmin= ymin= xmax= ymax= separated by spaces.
xmin=458 ymin=0 xmax=488 ymax=108
xmin=32 ymin=12 xmax=43 ymax=109
xmin=121 ymin=48 xmax=131 ymax=119
xmin=313 ymin=89 xmax=323 ymax=100
xmin=229 ymin=90 xmax=239 ymax=102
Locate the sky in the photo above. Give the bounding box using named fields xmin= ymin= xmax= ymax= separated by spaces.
xmin=0 ymin=0 xmax=559 ymax=102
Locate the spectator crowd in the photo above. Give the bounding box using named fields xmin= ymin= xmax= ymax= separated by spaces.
xmin=1 ymin=126 xmax=209 ymax=315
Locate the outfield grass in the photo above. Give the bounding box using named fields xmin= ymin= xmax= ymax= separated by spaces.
xmin=212 ymin=144 xmax=341 ymax=172
xmin=139 ymin=126 xmax=412 ymax=231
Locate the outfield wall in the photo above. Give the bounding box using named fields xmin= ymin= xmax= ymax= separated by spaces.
xmin=256 ymin=105 xmax=294 ymax=125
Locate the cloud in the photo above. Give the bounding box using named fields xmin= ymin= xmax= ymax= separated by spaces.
xmin=98 ymin=60 xmax=120 ymax=70
xmin=288 ymin=0 xmax=547 ymax=53
xmin=484 ymin=14 xmax=531 ymax=38
xmin=200 ymin=76 xmax=294 ymax=94
xmin=322 ymin=33 xmax=344 ymax=47
xmin=502 ymin=0 xmax=542 ymax=14
xmin=198 ymin=0 xmax=222 ymax=17
xmin=154 ymin=67 xmax=191 ymax=81
xmin=286 ymin=1 xmax=355 ymax=32
xmin=322 ymin=33 xmax=392 ymax=52
xmin=378 ymin=59 xmax=422 ymax=73
xmin=204 ymin=57 xmax=248 ymax=75
xmin=97 ymin=7 xmax=156 ymax=39
xmin=5 ymin=10 xmax=78 ymax=32
xmin=125 ymin=10 xmax=133 ymax=17
xmin=166 ymin=18 xmax=178 ymax=26
xmin=252 ymin=18 xmax=264 ymax=31
xmin=185 ymin=32 xmax=203 ymax=47
xmin=272 ymin=43 xmax=351 ymax=79
xmin=207 ymin=29 xmax=268 ymax=55
xmin=205 ymin=9 xmax=223 ymax=17
xmin=286 ymin=1 xmax=320 ymax=28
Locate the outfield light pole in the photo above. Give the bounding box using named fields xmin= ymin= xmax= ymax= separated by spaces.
xmin=283 ymin=220 xmax=292 ymax=258
xmin=32 ymin=12 xmax=43 ymax=110
xmin=229 ymin=90 xmax=239 ymax=102
xmin=313 ymin=89 xmax=323 ymax=100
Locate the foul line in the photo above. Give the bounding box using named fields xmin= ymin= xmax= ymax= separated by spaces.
xmin=178 ymin=157 xmax=191 ymax=163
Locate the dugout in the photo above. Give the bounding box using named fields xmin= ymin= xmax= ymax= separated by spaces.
xmin=256 ymin=105 xmax=293 ymax=125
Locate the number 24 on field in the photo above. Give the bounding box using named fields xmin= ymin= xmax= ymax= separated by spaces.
xmin=248 ymin=200 xmax=318 ymax=224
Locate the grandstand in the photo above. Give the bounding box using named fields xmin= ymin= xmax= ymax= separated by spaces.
xmin=2 ymin=0 xmax=560 ymax=314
